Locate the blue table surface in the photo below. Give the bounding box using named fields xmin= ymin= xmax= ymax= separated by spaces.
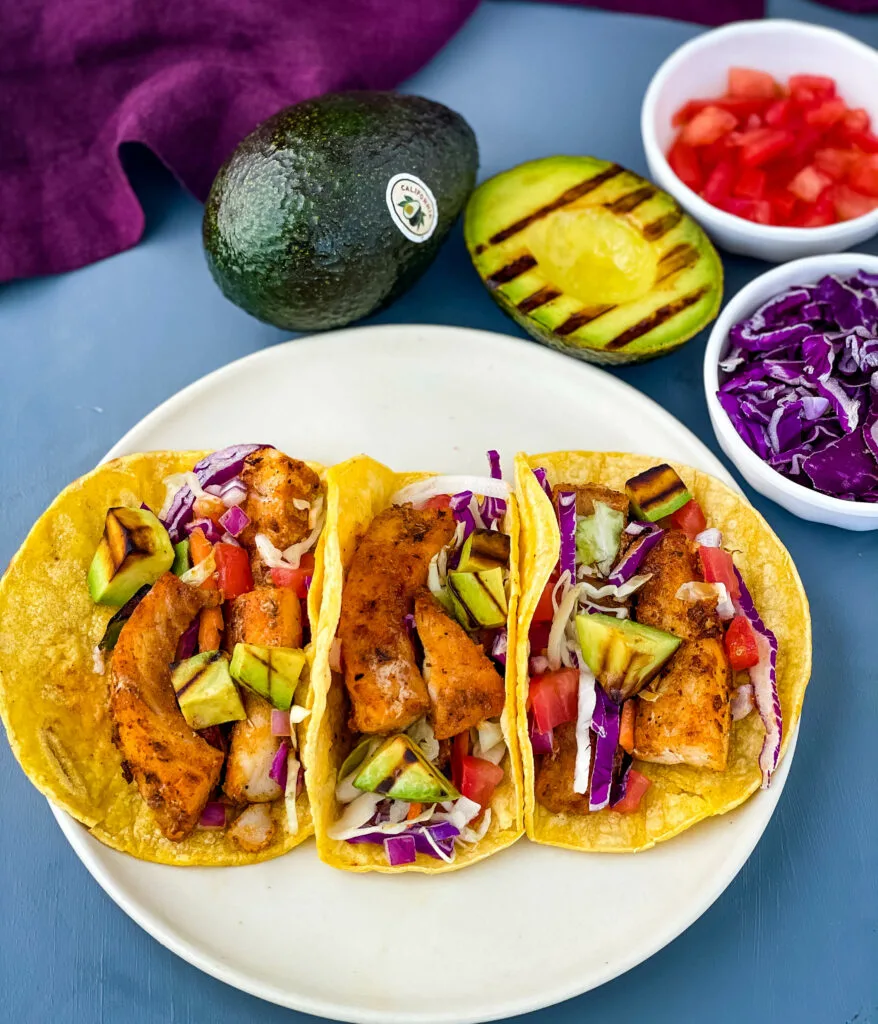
xmin=2 ymin=1 xmax=876 ymax=1022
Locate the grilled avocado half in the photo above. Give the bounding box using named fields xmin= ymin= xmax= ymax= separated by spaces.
xmin=464 ymin=156 xmax=722 ymax=365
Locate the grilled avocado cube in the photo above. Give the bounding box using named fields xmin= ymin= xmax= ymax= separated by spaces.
xmin=624 ymin=464 xmax=692 ymax=522
xmin=87 ymin=507 xmax=175 ymax=606
xmin=447 ymin=568 xmax=508 ymax=629
xmin=353 ymin=734 xmax=459 ymax=802
xmin=576 ymin=613 xmax=681 ymax=702
xmin=229 ymin=643 xmax=306 ymax=711
xmin=457 ymin=528 xmax=511 ymax=572
xmin=171 ymin=651 xmax=246 ymax=730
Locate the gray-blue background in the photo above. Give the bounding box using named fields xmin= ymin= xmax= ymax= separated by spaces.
xmin=1 ymin=1 xmax=875 ymax=1021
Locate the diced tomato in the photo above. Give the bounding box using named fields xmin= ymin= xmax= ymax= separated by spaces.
xmin=739 ymin=129 xmax=794 ymax=167
xmin=451 ymin=730 xmax=469 ymax=789
xmin=789 ymin=74 xmax=836 ymax=100
xmin=720 ymin=197 xmax=772 ymax=224
xmin=843 ymin=107 xmax=870 ymax=133
xmin=764 ymin=99 xmax=794 ymax=128
xmin=767 ymin=188 xmax=798 ymax=224
xmin=847 ymin=130 xmax=878 ymax=154
xmin=421 ymin=495 xmax=452 ymax=510
xmin=682 ymin=105 xmax=738 ymax=147
xmin=673 ymin=99 xmax=708 ymax=127
xmin=788 ymin=165 xmax=832 ymax=203
xmin=702 ymin=158 xmax=737 ymax=206
xmin=728 ymin=67 xmax=780 ymax=99
xmin=198 ymin=606 xmax=223 ymax=653
xmin=744 ymin=113 xmax=763 ymax=131
xmin=613 ymin=770 xmax=651 ymax=813
xmin=214 ymin=542 xmax=254 ymax=601
xmin=813 ymin=148 xmax=858 ymax=181
xmin=673 ymin=96 xmax=770 ymax=127
xmin=797 ymin=190 xmax=836 ymax=227
xmin=805 ymin=98 xmax=847 ymax=128
xmin=528 ymin=620 xmax=551 ymax=654
xmin=533 ymin=577 xmax=557 ymax=623
xmin=848 ymin=154 xmax=878 ymax=198
xmin=788 ymin=128 xmax=823 ymax=164
xmin=458 ymin=756 xmax=504 ymax=808
xmin=529 ymin=668 xmax=579 ymax=734
xmin=732 ymin=166 xmax=767 ymax=200
xmin=619 ymin=700 xmax=636 ymax=754
xmin=668 ymin=139 xmax=703 ymax=191
xmin=831 ymin=183 xmax=878 ymax=221
xmin=270 ymin=552 xmax=315 ymax=599
xmin=669 ymin=499 xmax=707 ymax=539
xmin=699 ymin=546 xmax=740 ymax=602
xmin=724 ymin=615 xmax=760 ymax=671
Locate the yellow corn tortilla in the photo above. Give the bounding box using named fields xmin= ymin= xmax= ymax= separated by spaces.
xmin=0 ymin=451 xmax=327 ymax=866
xmin=307 ymin=455 xmax=524 ymax=873
xmin=514 ymin=450 xmax=811 ymax=853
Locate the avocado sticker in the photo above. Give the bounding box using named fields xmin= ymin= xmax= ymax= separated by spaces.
xmin=386 ymin=173 xmax=438 ymax=243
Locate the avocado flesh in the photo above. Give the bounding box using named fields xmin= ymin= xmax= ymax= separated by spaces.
xmin=625 ymin=464 xmax=692 ymax=522
xmin=464 ymin=155 xmax=723 ymax=365
xmin=98 ymin=584 xmax=151 ymax=652
xmin=229 ymin=643 xmax=306 ymax=711
xmin=171 ymin=651 xmax=247 ymax=730
xmin=87 ymin=507 xmax=175 ymax=606
xmin=457 ymin=528 xmax=510 ymax=572
xmin=576 ymin=613 xmax=681 ymax=702
xmin=353 ymin=734 xmax=459 ymax=802
xmin=172 ymin=540 xmax=191 ymax=577
xmin=203 ymin=92 xmax=478 ymax=332
xmin=447 ymin=569 xmax=508 ymax=629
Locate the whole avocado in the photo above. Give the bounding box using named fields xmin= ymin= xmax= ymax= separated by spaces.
xmin=203 ymin=92 xmax=478 ymax=331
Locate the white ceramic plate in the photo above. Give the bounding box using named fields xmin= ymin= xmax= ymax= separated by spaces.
xmin=50 ymin=325 xmax=794 ymax=1024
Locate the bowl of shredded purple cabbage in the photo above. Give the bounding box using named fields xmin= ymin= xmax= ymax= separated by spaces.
xmin=705 ymin=253 xmax=878 ymax=530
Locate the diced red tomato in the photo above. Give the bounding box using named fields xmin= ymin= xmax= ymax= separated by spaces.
xmin=848 ymin=154 xmax=878 ymax=197
xmin=767 ymin=189 xmax=798 ymax=224
xmin=788 ymin=165 xmax=832 ymax=203
xmin=843 ymin=108 xmax=870 ymax=133
xmin=669 ymin=499 xmax=707 ymax=540
xmin=797 ymin=190 xmax=836 ymax=227
xmin=613 ymin=770 xmax=651 ymax=813
xmin=740 ymin=128 xmax=795 ymax=167
xmin=789 ymin=74 xmax=836 ymax=100
xmin=529 ymin=668 xmax=579 ymax=734
xmin=214 ymin=542 xmax=254 ymax=601
xmin=813 ymin=148 xmax=858 ymax=180
xmin=682 ymin=105 xmax=738 ymax=147
xmin=724 ymin=615 xmax=760 ymax=671
xmin=831 ymin=184 xmax=878 ymax=221
xmin=732 ymin=166 xmax=767 ymax=200
xmin=533 ymin=577 xmax=557 ymax=623
xmin=805 ymin=99 xmax=847 ymax=128
xmin=619 ymin=700 xmax=636 ymax=754
xmin=451 ymin=730 xmax=469 ymax=790
xmin=728 ymin=67 xmax=779 ymax=99
xmin=721 ymin=197 xmax=772 ymax=224
xmin=270 ymin=552 xmax=315 ymax=599
xmin=699 ymin=546 xmax=740 ymax=602
xmin=421 ymin=495 xmax=452 ymax=510
xmin=846 ymin=129 xmax=878 ymax=154
xmin=528 ymin=620 xmax=551 ymax=654
xmin=668 ymin=140 xmax=703 ymax=191
xmin=764 ymin=99 xmax=794 ymax=128
xmin=458 ymin=756 xmax=504 ymax=808
xmin=702 ymin=158 xmax=736 ymax=206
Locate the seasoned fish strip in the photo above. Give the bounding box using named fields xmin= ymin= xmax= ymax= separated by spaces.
xmin=224 ymin=586 xmax=302 ymax=653
xmin=635 ymin=529 xmax=721 ymax=640
xmin=414 ymin=593 xmax=506 ymax=740
xmin=110 ymin=573 xmax=223 ymax=841
xmin=339 ymin=504 xmax=455 ymax=734
xmin=554 ymin=482 xmax=629 ymax=519
xmin=534 ymin=722 xmax=590 ymax=815
xmin=633 ymin=637 xmax=732 ymax=770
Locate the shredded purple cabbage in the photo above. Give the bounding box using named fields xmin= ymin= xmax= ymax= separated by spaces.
xmin=719 ymin=273 xmax=878 ymax=502
xmin=557 ymin=491 xmax=577 ymax=579
xmin=532 ymin=466 xmax=552 ymax=498
xmin=607 ymin=522 xmax=664 ymax=585
xmin=588 ymin=687 xmax=621 ymax=811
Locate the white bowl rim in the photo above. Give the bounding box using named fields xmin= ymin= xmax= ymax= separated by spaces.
xmin=641 ymin=18 xmax=878 ymax=242
xmin=704 ymin=251 xmax=878 ymax=520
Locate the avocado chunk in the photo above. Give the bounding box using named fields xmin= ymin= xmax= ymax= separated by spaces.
xmin=229 ymin=643 xmax=306 ymax=711
xmin=576 ymin=613 xmax=681 ymax=702
xmin=203 ymin=92 xmax=478 ymax=332
xmin=171 ymin=539 xmax=191 ymax=577
xmin=353 ymin=734 xmax=459 ymax=802
xmin=98 ymin=584 xmax=151 ymax=652
xmin=171 ymin=651 xmax=247 ymax=730
xmin=575 ymin=502 xmax=625 ymax=574
xmin=87 ymin=507 xmax=175 ymax=606
xmin=457 ymin=528 xmax=511 ymax=572
xmin=465 ymin=156 xmax=722 ymax=365
xmin=625 ymin=464 xmax=692 ymax=522
xmin=447 ymin=568 xmax=508 ymax=629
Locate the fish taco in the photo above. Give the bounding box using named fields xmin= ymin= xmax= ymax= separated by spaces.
xmin=514 ymin=450 xmax=811 ymax=852
xmin=0 ymin=445 xmax=327 ymax=865
xmin=308 ymin=453 xmax=524 ymax=872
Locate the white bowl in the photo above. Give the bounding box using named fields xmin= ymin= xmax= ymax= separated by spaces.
xmin=704 ymin=252 xmax=878 ymax=530
xmin=642 ymin=19 xmax=878 ymax=263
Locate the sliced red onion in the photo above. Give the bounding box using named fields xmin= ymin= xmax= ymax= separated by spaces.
xmin=532 ymin=466 xmax=552 ymax=498
xmin=572 ymin=662 xmax=597 ymax=795
xmin=391 ymin=475 xmax=510 ymax=506
xmin=730 ymin=683 xmax=756 ymax=721
xmin=449 ymin=490 xmax=476 ymax=541
xmin=607 ymin=523 xmax=663 ymax=586
xmin=529 ymin=654 xmax=549 ymax=675
xmin=219 ymin=478 xmax=247 ymax=507
xmin=479 ymin=495 xmax=507 ymax=528
xmin=487 ymin=449 xmax=502 ymax=479
xmin=268 ymin=740 xmax=289 ymax=789
xmin=557 ymin=491 xmax=577 ymax=579
xmin=589 ymin=687 xmax=621 ymax=811
xmin=175 ymin=619 xmax=199 ymax=661
xmin=529 ymin=713 xmax=554 ymax=755
xmin=491 ymin=629 xmax=508 ymax=666
xmin=220 ymin=532 xmax=241 ymax=547
xmin=199 ymin=801 xmax=227 ymax=829
xmin=185 ymin=517 xmax=223 ymax=544
xmin=384 ymin=834 xmax=417 ymax=866
xmin=271 ymin=709 xmax=292 ymax=737
xmin=219 ymin=505 xmax=250 ymax=538
xmin=695 ymin=527 xmax=723 ymax=548
xmin=734 ymin=568 xmax=781 ymax=787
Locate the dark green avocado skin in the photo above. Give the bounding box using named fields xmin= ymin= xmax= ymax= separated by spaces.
xmin=203 ymin=92 xmax=478 ymax=331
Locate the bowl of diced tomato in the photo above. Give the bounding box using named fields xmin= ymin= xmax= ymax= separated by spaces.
xmin=642 ymin=19 xmax=878 ymax=262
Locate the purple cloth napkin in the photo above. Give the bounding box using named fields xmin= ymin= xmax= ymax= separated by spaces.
xmin=0 ymin=0 xmax=873 ymax=282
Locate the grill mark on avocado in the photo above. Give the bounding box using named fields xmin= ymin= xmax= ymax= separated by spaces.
xmin=642 ymin=207 xmax=683 ymax=241
xmin=604 ymin=186 xmax=656 ymax=214
xmin=517 ymin=286 xmax=562 ymax=314
xmin=605 ymin=286 xmax=710 ymax=351
xmin=656 ymin=243 xmax=700 ymax=283
xmin=555 ymin=305 xmax=617 ymax=337
xmin=487 ymin=253 xmax=537 ymax=286
xmin=173 ymin=651 xmax=223 ymax=699
xmin=473 ymin=164 xmax=624 ymax=252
